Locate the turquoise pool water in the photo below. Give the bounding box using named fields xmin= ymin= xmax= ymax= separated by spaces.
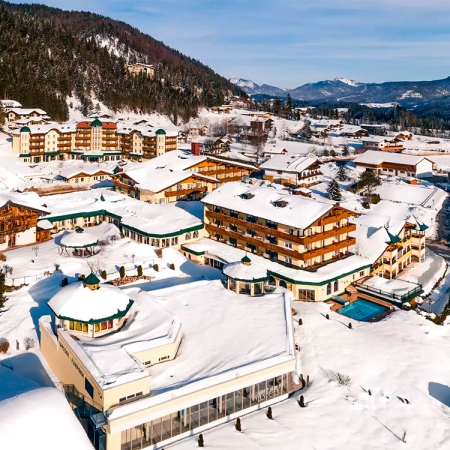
xmin=338 ymin=299 xmax=389 ymax=322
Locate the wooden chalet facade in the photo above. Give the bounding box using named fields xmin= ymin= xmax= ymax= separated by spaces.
xmin=0 ymin=198 xmax=50 ymax=251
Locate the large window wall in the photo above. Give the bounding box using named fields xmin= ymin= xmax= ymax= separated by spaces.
xmin=121 ymin=373 xmax=291 ymax=450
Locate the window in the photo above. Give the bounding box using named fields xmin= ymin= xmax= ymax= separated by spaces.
xmin=334 ymin=280 xmax=339 ymax=292
xmin=285 ymin=241 xmax=293 ymax=249
xmin=185 ymin=232 xmax=192 ymax=240
xmin=327 ymin=283 xmax=331 ymax=295
xmin=298 ymin=289 xmax=315 ymax=302
xmin=359 ymin=271 xmax=364 ymax=277
xmin=84 ymin=378 xmax=94 ymax=398
xmin=158 ymin=355 xmax=170 ymax=362
xmin=144 ymin=360 xmax=152 ymax=367
xmin=284 ymin=257 xmax=292 ymax=264
xmin=171 ymin=237 xmax=178 ymax=245
xmin=193 ymin=231 xmax=199 ymax=239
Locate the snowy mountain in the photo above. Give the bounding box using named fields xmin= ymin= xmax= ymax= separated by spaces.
xmin=230 ymin=75 xmax=450 ymax=108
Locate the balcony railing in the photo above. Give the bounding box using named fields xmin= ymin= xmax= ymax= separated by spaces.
xmin=206 ymin=211 xmax=355 ymax=246
xmin=165 ymin=186 xmax=207 ymax=197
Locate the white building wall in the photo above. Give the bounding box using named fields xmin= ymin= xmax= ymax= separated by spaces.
xmin=415 ymin=159 xmax=433 ymax=178
xmin=16 ymin=227 xmax=36 ymax=246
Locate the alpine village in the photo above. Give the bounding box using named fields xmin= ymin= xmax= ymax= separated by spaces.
xmin=1 ymin=2 xmax=450 ymax=450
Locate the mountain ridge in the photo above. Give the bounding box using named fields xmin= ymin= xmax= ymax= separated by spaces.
xmin=230 ymin=76 xmax=450 ymax=108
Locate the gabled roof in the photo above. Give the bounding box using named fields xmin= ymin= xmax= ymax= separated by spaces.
xmin=354 ymin=150 xmax=431 ymax=167
xmin=202 ymin=181 xmax=336 ymax=230
xmin=260 ymin=155 xmax=319 ymax=173
xmin=84 ymin=272 xmax=101 ymax=285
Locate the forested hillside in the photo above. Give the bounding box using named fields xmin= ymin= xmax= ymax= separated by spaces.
xmin=0 ymin=1 xmax=241 ymax=122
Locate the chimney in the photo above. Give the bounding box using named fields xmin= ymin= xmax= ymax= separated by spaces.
xmin=191 ymin=142 xmax=200 ymax=156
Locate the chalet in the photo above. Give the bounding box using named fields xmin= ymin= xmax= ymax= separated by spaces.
xmin=354 ymin=150 xmax=433 ymax=178
xmin=394 ymin=131 xmax=413 ymax=141
xmin=260 ymin=155 xmax=321 ymax=187
xmin=1 ymin=99 xmax=22 ymax=109
xmin=0 ymin=193 xmax=50 ymax=251
xmin=126 ymin=149 xmax=257 ymax=185
xmin=126 ymin=63 xmax=155 ymax=78
xmin=6 ymin=108 xmax=48 ymax=123
xmin=112 ymin=165 xmax=219 ymax=203
xmin=379 ymin=137 xmax=404 ymax=152
xmin=58 ymin=168 xmax=112 ymax=184
xmin=328 ymin=124 xmax=368 ymax=138
xmin=211 ymin=105 xmax=234 ymax=114
xmin=191 ymin=136 xmax=231 ymax=154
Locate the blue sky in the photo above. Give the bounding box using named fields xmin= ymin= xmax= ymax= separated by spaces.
xmin=14 ymin=0 xmax=450 ymax=87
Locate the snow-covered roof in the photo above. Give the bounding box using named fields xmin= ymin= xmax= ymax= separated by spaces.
xmin=107 ymin=280 xmax=294 ymax=421
xmin=37 ymin=219 xmax=53 ymax=230
xmin=128 ymin=149 xmax=256 ymax=172
xmin=42 ymin=189 xmax=203 ymax=237
xmin=60 ymin=229 xmax=98 ymax=248
xmin=260 ymin=155 xmax=318 ymax=173
xmin=223 ymin=257 xmax=268 ymax=281
xmin=183 ymin=238 xmax=371 ymax=285
xmin=202 ymin=181 xmax=334 ymax=230
xmin=59 ymin=167 xmax=112 ymax=179
xmin=354 ymin=150 xmax=429 ymax=166
xmin=0 ymin=366 xmax=93 ymax=450
xmin=1 ymin=99 xmax=22 ymax=108
xmin=121 ymin=166 xmax=212 ymax=192
xmin=8 ymin=108 xmax=47 ymax=115
xmin=50 ymin=289 xmax=179 ymax=388
xmin=350 ymin=213 xmax=407 ymax=263
xmin=0 ymin=192 xmax=48 ymax=214
xmin=10 ymin=122 xmax=77 ymax=135
xmin=48 ymin=281 xmax=133 ymax=323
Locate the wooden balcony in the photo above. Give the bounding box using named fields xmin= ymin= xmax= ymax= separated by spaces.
xmin=165 ymin=186 xmax=207 ymax=197
xmin=206 ymin=223 xmax=355 ymax=262
xmin=103 ymin=143 xmax=118 ymax=147
xmin=199 ymin=167 xmax=242 ymax=176
xmin=206 ymin=211 xmax=355 ymax=246
xmin=316 ymin=212 xmax=353 ymax=226
xmin=301 ymin=237 xmax=356 ymax=260
xmin=29 ymin=144 xmax=45 ymax=150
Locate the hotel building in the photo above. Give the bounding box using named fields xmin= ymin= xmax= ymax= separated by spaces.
xmin=40 ymin=277 xmax=296 ymax=450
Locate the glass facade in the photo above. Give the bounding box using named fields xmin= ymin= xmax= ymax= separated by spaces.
xmin=121 ymin=373 xmax=291 ymax=450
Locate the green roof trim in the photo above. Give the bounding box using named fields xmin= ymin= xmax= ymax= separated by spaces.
xmin=19 ymin=153 xmax=31 ymax=157
xmin=417 ymin=222 xmax=428 ymax=231
xmin=265 ymin=263 xmax=372 ymax=287
xmin=43 ymin=152 xmax=61 ymax=156
xmin=54 ymin=299 xmax=134 ymax=325
xmin=46 ymin=210 xmax=107 ymax=223
xmin=121 ymin=222 xmax=203 ymax=239
xmin=155 ymin=128 xmax=166 ymax=135
xmin=226 ymin=274 xmax=269 ymax=283
xmin=91 ymin=117 xmax=102 ymax=127
xmin=84 ymin=272 xmax=100 ymax=285
xmin=384 ymin=227 xmax=401 ymax=245
xmin=181 ymin=245 xmax=205 ymax=256
xmin=241 ymin=255 xmax=251 ymax=263
xmin=83 ymin=155 xmax=102 ymax=159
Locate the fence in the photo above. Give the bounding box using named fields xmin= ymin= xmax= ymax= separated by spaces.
xmin=5 ymin=272 xmax=52 ymax=287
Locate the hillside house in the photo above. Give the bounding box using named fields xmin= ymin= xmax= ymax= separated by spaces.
xmin=126 ymin=63 xmax=155 ymax=78
xmin=354 ymin=150 xmax=433 ymax=178
xmin=260 ymin=155 xmax=321 ymax=187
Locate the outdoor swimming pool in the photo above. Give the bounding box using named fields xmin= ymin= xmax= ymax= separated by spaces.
xmin=338 ymin=299 xmax=389 ymax=322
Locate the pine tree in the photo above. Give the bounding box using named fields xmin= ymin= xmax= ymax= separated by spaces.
xmin=198 ymin=434 xmax=204 ymax=447
xmin=101 ymin=270 xmax=107 ymax=280
xmin=327 ymin=179 xmax=342 ymax=202
xmin=0 ymin=269 xmax=7 ymax=309
xmin=266 ymin=406 xmax=273 ymax=419
xmin=342 ymin=145 xmax=350 ymax=157
xmin=235 ymin=417 xmax=242 ymax=432
xmin=358 ymin=170 xmax=381 ymax=199
xmin=299 ymin=395 xmax=306 ymax=407
xmin=336 ymin=165 xmax=348 ymax=182
xmin=137 ymin=265 xmax=143 ymax=277
xmin=119 ymin=266 xmax=125 ymax=279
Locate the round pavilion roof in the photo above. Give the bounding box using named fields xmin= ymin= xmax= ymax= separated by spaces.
xmin=48 ymin=282 xmax=134 ymax=324
xmin=155 ymin=128 xmax=166 ymax=135
xmin=20 ymin=126 xmax=31 ymax=133
xmin=60 ymin=230 xmax=98 ymax=248
xmin=223 ymin=258 xmax=268 ymax=282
